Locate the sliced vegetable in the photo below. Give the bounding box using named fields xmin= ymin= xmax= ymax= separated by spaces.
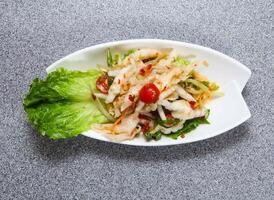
xmin=204 ymin=108 xmax=210 ymax=119
xmin=185 ymin=79 xmax=209 ymax=92
xmin=202 ymin=81 xmax=210 ymax=87
xmin=107 ymin=48 xmax=113 ymax=67
xmin=113 ymin=54 xmax=120 ymax=65
xmin=212 ymin=91 xmax=225 ymax=98
xmin=94 ymin=97 xmax=115 ymax=122
xmin=158 ymin=118 xmax=180 ymax=128
xmin=209 ymin=82 xmax=220 ymax=91
xmin=145 ymin=130 xmax=162 ymax=141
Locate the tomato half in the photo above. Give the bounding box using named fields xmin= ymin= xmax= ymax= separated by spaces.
xmin=139 ymin=83 xmax=160 ymax=104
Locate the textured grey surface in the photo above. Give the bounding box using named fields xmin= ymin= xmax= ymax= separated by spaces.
xmin=0 ymin=0 xmax=273 ymax=199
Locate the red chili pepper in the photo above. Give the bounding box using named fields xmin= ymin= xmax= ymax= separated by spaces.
xmin=147 ymin=64 xmax=153 ymax=70
xmin=139 ymin=64 xmax=153 ymax=76
xmin=139 ymin=68 xmax=146 ymax=76
xmin=189 ymin=101 xmax=197 ymax=109
xmin=96 ymin=74 xmax=109 ymax=94
xmin=165 ymin=113 xmax=173 ymax=119
xmin=138 ymin=114 xmax=149 ymax=120
xmin=141 ymin=121 xmax=150 ymax=133
xmin=128 ymin=94 xmax=135 ymax=102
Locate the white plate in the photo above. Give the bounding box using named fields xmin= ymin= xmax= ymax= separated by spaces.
xmin=46 ymin=39 xmax=251 ymax=146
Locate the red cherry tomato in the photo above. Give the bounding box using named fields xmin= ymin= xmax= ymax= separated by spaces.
xmin=139 ymin=83 xmax=160 ymax=104
xmin=96 ymin=74 xmax=109 ymax=94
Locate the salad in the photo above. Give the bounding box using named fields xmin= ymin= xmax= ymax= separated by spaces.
xmin=23 ymin=48 xmax=221 ymax=141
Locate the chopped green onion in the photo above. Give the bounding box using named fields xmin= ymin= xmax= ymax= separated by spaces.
xmin=209 ymin=82 xmax=220 ymax=91
xmin=145 ymin=130 xmax=162 ymax=141
xmin=113 ymin=54 xmax=120 ymax=65
xmin=202 ymin=81 xmax=210 ymax=87
xmin=106 ymin=48 xmax=113 ymax=67
xmin=205 ymin=108 xmax=210 ymax=119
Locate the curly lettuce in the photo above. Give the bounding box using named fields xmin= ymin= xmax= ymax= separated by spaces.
xmin=23 ymin=68 xmax=108 ymax=140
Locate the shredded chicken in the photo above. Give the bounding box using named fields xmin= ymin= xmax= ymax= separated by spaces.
xmin=92 ymin=48 xmax=220 ymax=141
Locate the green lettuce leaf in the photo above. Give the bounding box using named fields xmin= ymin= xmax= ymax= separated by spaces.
xmin=23 ymin=68 xmax=108 ymax=139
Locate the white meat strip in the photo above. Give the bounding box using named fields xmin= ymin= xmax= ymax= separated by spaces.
xmin=114 ymin=107 xmax=121 ymax=118
xmin=175 ymin=85 xmax=196 ymax=102
xmin=92 ymin=112 xmax=139 ymax=135
xmin=115 ymin=113 xmax=139 ymax=134
xmin=120 ymin=84 xmax=143 ymax=111
xmin=141 ymin=103 xmax=158 ymax=113
xmin=160 ymin=100 xmax=192 ymax=113
xmin=156 ymin=50 xmax=178 ymax=68
xmin=156 ymin=67 xmax=183 ymax=89
xmin=106 ymin=64 xmax=133 ymax=103
xmin=108 ymin=68 xmax=123 ymax=77
xmin=159 ymin=87 xmax=175 ymax=100
xmin=178 ymin=66 xmax=193 ymax=81
xmin=157 ymin=105 xmax=166 ymax=120
xmin=166 ymin=91 xmax=179 ymax=101
xmin=135 ymin=102 xmax=145 ymax=112
xmin=91 ymin=123 xmax=113 ymax=134
xmin=130 ymin=49 xmax=161 ymax=61
xmin=103 ymin=133 xmax=136 ymax=142
xmin=172 ymin=109 xmax=205 ymax=120
xmin=159 ymin=120 xmax=185 ymax=134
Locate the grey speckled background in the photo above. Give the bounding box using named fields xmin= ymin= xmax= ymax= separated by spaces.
xmin=1 ymin=0 xmax=273 ymax=199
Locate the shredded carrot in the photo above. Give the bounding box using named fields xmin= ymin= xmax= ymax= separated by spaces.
xmin=111 ymin=113 xmax=126 ymax=134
